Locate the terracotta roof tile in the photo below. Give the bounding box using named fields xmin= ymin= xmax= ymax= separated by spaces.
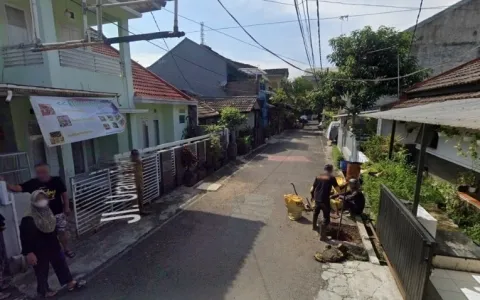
xmin=408 ymin=58 xmax=480 ymax=93
xmin=392 ymin=91 xmax=480 ymax=109
xmin=91 ymin=44 xmax=193 ymax=102
xmin=202 ymin=96 xmax=258 ymax=113
xmin=198 ymin=101 xmax=219 ymax=118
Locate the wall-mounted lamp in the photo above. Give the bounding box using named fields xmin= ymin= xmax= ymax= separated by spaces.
xmin=64 ymin=9 xmax=75 ymax=19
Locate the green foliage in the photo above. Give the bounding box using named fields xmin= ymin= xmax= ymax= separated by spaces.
xmin=457 ymin=171 xmax=477 ymax=186
xmin=202 ymin=124 xmax=225 ymax=134
xmin=328 ymin=26 xmax=429 ymax=99
xmin=361 ymin=135 xmax=404 ymax=163
xmin=219 ymin=107 xmax=246 ymax=130
xmin=210 ymin=135 xmax=222 ymax=159
xmin=332 ymin=146 xmax=344 ymax=168
xmin=271 ymin=77 xmax=315 ymax=113
xmin=361 ymin=138 xmax=480 ymax=244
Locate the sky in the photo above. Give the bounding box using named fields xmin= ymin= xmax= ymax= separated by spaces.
xmin=103 ymin=0 xmax=460 ymax=78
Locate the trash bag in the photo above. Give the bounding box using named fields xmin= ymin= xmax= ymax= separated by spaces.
xmin=284 ymin=194 xmax=304 ymax=220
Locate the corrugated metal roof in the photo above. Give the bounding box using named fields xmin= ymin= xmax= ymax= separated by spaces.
xmin=392 ymin=91 xmax=480 ymax=109
xmin=362 ymin=98 xmax=480 ymax=129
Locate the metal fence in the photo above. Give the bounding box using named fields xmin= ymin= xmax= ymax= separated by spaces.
xmin=0 ymin=153 xmax=31 ymax=184
xmin=71 ymin=135 xmax=214 ymax=236
xmin=376 ymin=185 xmax=436 ymax=300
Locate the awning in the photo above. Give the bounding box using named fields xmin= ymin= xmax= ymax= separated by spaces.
xmin=361 ymin=98 xmax=480 ymax=130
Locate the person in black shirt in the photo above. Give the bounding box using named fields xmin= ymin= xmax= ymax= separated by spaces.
xmin=0 ymin=163 xmax=75 ymax=258
xmin=311 ymin=164 xmax=343 ymax=240
xmin=20 ymin=190 xmax=85 ymax=298
xmin=331 ymin=178 xmax=366 ymax=216
xmin=0 ymin=214 xmax=11 ymax=300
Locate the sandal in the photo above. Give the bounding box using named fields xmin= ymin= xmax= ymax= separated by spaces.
xmin=39 ymin=290 xmax=57 ymax=298
xmin=65 ymin=250 xmax=76 ymax=258
xmin=68 ymin=280 xmax=86 ymax=292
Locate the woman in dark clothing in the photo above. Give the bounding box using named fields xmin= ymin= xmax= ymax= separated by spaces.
xmin=20 ymin=190 xmax=85 ymax=298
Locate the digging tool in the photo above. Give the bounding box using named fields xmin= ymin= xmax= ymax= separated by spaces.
xmin=336 ymin=184 xmax=349 ymax=241
xmin=291 ymin=183 xmax=312 ymax=211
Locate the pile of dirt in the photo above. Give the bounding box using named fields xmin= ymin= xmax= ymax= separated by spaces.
xmin=314 ymin=242 xmax=368 ymax=263
xmin=324 ymin=225 xmax=362 ymax=245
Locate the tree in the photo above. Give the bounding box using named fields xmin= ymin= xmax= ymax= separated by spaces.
xmin=219 ymin=107 xmax=246 ymax=131
xmin=271 ymin=77 xmax=315 ymax=114
xmin=328 ymin=26 xmax=428 ymax=100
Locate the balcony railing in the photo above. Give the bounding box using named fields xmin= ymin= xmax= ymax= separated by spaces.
xmin=2 ymin=47 xmax=44 ymax=68
xmin=58 ymin=48 xmax=122 ymax=76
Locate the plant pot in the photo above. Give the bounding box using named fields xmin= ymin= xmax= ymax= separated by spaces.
xmin=464 ymin=136 xmax=474 ymax=142
xmin=468 ymin=186 xmax=478 ymax=193
xmin=458 ymin=185 xmax=469 ymax=193
xmin=476 ymin=140 xmax=480 ymax=147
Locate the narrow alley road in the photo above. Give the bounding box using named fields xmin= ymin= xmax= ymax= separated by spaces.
xmin=61 ymin=124 xmax=394 ymax=300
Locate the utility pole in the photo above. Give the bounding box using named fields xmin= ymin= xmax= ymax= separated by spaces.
xmin=397 ymin=53 xmax=400 ymax=99
xmin=200 ymin=22 xmax=205 ymax=45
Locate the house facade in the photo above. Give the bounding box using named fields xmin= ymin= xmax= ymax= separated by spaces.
xmin=0 ymin=0 xmax=196 ymax=184
xmin=148 ymin=38 xmax=269 ymax=98
xmin=376 ymin=58 xmax=480 ymax=185
xmin=408 ymin=0 xmax=480 ymax=76
xmin=264 ymin=68 xmax=289 ymax=90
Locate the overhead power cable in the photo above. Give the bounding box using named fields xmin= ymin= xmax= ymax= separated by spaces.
xmin=293 ymin=0 xmax=314 ymax=71
xmin=409 ymin=0 xmax=424 ymax=55
xmin=264 ymin=0 xmax=453 ymax=11
xmin=150 ymin=11 xmax=194 ymax=92
xmin=304 ymin=0 xmax=317 ymax=70
xmin=163 ymin=8 xmax=308 ymax=65
xmin=316 ymin=0 xmax=323 ymax=70
xmin=185 ymin=8 xmax=444 ymax=34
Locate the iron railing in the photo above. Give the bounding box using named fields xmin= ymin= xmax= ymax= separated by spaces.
xmin=0 ymin=153 xmax=31 ymax=184
xmin=376 ymin=185 xmax=436 ymax=300
xmin=72 ymin=136 xmax=213 ymax=236
xmin=2 ymin=47 xmax=44 ymax=67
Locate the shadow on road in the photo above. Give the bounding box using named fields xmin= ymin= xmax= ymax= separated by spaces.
xmin=62 ymin=211 xmax=265 ymax=300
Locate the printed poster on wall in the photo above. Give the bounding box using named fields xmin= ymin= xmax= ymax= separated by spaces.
xmin=30 ymin=96 xmax=126 ymax=147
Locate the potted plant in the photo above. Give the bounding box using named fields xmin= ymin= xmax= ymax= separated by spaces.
xmin=210 ymin=135 xmax=222 ymax=170
xmin=458 ymin=171 xmax=477 ymax=193
xmin=180 ymin=146 xmax=198 ymax=187
xmin=219 ymin=107 xmax=247 ymax=160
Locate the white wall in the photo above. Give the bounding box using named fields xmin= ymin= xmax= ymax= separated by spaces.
xmin=379 ymin=119 xmax=480 ymax=172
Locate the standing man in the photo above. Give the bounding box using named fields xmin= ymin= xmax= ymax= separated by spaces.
xmin=131 ymin=150 xmax=150 ymax=215
xmin=310 ymin=164 xmax=342 ymax=241
xmin=0 ymin=163 xmax=75 ymax=258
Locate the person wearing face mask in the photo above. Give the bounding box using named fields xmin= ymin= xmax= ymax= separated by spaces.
xmin=19 ymin=190 xmax=85 ymax=298
xmin=0 ymin=163 xmax=74 ymax=259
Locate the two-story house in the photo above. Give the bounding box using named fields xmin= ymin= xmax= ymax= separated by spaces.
xmin=265 ymin=68 xmax=289 ymax=90
xmin=0 ymin=0 xmax=196 ymax=186
xmin=148 ymin=37 xmax=269 ymax=98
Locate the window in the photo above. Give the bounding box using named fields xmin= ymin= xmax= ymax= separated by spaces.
xmin=5 ymin=5 xmax=29 ymax=45
xmin=153 ymin=120 xmax=160 ymax=145
xmin=59 ymin=25 xmax=82 ymax=42
xmin=143 ymin=121 xmax=150 ymax=148
xmin=179 ymin=115 xmax=186 ymax=124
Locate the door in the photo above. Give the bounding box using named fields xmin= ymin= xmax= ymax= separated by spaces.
xmin=5 ymin=5 xmax=30 ymax=45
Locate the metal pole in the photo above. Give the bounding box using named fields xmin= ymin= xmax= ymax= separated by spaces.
xmin=174 ymin=0 xmax=179 ymax=33
xmin=388 ymin=120 xmax=397 ymax=160
xmin=412 ymin=124 xmax=429 ymax=216
xmin=96 ymin=0 xmax=103 ymax=39
xmin=82 ymin=0 xmax=90 ymax=42
xmin=397 ymin=53 xmax=400 ymax=99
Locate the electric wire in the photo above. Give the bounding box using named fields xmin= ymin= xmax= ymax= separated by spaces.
xmin=316 ymin=0 xmax=323 ymax=70
xmin=409 ymin=0 xmax=424 ymax=55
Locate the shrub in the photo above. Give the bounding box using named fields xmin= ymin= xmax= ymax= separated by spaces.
xmin=361 ymin=135 xmax=404 ymax=163
xmin=219 ymin=107 xmax=246 ymax=130
xmin=332 ymin=146 xmax=344 ymax=168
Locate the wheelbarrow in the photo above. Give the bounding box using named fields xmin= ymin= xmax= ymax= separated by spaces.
xmin=290 ymin=183 xmax=313 ymax=211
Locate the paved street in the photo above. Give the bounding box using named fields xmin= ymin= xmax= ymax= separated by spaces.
xmin=62 ymin=125 xmax=400 ymax=300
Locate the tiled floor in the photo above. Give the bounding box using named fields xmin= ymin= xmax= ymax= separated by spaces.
xmin=431 ymin=268 xmax=480 ymax=300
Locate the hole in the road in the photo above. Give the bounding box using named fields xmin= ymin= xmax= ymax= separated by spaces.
xmin=325 ymin=224 xmax=362 ymax=243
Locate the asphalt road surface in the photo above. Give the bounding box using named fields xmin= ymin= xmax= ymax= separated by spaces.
xmin=64 ymin=124 xmax=330 ymax=300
